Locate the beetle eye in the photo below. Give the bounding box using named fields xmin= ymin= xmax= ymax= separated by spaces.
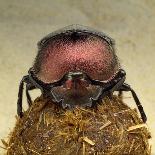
xmin=34 ymin=29 xmax=119 ymax=83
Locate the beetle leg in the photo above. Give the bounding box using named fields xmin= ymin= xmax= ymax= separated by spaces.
xmin=118 ymin=90 xmax=123 ymax=98
xmin=101 ymin=75 xmax=126 ymax=100
xmin=17 ymin=75 xmax=37 ymax=118
xmin=17 ymin=75 xmax=29 ymax=117
xmin=26 ymin=83 xmax=36 ymax=107
xmin=116 ymin=83 xmax=147 ymax=123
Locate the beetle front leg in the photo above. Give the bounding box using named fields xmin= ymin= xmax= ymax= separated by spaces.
xmin=118 ymin=90 xmax=123 ymax=98
xmin=17 ymin=75 xmax=30 ymax=117
xmin=26 ymin=83 xmax=36 ymax=107
xmin=117 ymin=83 xmax=147 ymax=123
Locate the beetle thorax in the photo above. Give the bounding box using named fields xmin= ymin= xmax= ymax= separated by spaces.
xmin=35 ymin=36 xmax=119 ymax=83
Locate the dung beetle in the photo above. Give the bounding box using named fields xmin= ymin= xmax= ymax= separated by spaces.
xmin=17 ymin=25 xmax=147 ymax=123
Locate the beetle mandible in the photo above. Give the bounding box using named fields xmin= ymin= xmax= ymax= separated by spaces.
xmin=17 ymin=25 xmax=147 ymax=123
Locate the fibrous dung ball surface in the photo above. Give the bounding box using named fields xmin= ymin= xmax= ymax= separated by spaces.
xmin=6 ymin=96 xmax=151 ymax=155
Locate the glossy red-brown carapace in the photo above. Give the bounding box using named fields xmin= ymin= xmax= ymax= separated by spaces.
xmin=33 ymin=27 xmax=120 ymax=83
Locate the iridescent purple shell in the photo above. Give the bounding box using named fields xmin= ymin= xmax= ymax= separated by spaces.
xmin=33 ymin=25 xmax=120 ymax=83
